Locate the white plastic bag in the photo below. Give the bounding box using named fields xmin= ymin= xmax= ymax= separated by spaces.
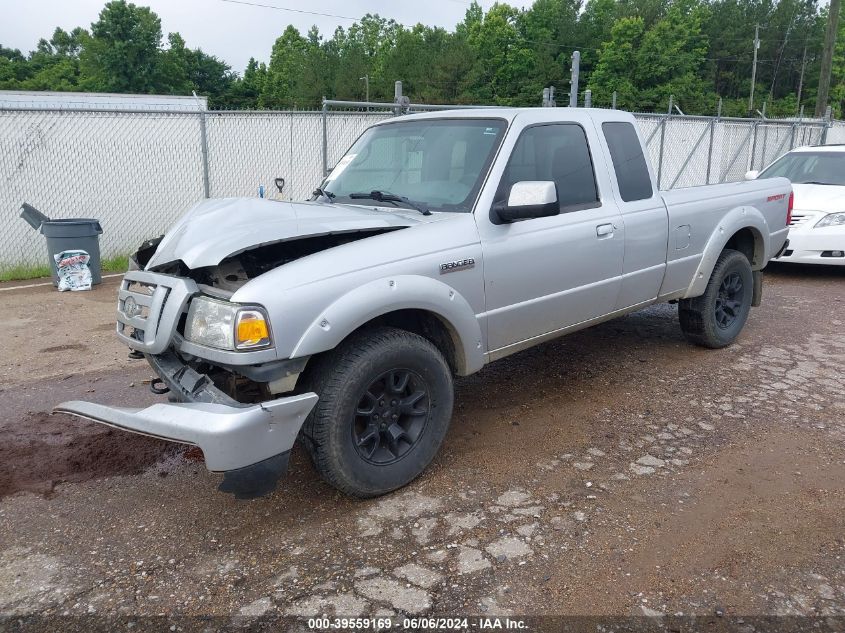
xmin=54 ymin=249 xmax=92 ymax=292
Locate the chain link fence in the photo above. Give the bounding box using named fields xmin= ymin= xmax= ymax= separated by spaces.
xmin=620 ymin=113 xmax=826 ymax=189
xmin=0 ymin=102 xmax=835 ymax=275
xmin=825 ymin=120 xmax=845 ymax=144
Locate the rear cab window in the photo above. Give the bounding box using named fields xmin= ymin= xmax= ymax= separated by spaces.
xmin=602 ymin=121 xmax=654 ymax=202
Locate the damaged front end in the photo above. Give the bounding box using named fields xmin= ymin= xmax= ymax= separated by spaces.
xmin=57 ymin=198 xmax=421 ymax=497
xmin=56 ymin=267 xmax=318 ymax=499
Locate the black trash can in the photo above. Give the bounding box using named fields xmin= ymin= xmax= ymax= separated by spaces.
xmin=20 ymin=204 xmax=103 ymax=286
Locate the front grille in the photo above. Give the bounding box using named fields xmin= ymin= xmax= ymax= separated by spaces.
xmin=789 ymin=211 xmax=824 ymax=228
xmin=116 ymin=271 xmax=198 ymax=354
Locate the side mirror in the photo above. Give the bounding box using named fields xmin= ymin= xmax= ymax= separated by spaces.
xmin=744 ymin=170 xmax=760 ymax=181
xmin=492 ymin=181 xmax=559 ymax=224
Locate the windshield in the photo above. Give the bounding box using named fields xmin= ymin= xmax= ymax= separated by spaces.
xmin=322 ymin=118 xmax=507 ymax=213
xmin=759 ymin=151 xmax=845 ymax=185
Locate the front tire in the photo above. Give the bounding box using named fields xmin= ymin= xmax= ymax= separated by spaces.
xmin=679 ymin=248 xmax=754 ymax=349
xmin=300 ymin=327 xmax=454 ymax=497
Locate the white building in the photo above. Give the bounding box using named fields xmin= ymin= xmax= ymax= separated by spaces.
xmin=0 ymin=90 xmax=207 ymax=111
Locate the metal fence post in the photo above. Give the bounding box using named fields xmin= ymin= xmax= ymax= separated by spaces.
xmin=656 ymin=116 xmax=666 ymax=189
xmin=705 ymin=98 xmax=722 ymax=185
xmin=749 ymin=121 xmax=759 ymax=170
xmin=393 ymin=81 xmax=406 ymax=116
xmin=656 ymin=96 xmax=672 ymax=189
xmin=321 ymin=98 xmax=328 ymax=177
xmin=198 ymin=110 xmax=210 ymax=198
xmin=584 ymin=89 xmax=592 ymax=108
xmin=761 ymin=117 xmax=769 ymax=166
xmin=612 ymin=91 xmax=617 ymax=109
xmin=705 ymin=117 xmax=716 ymax=185
xmin=822 ymin=106 xmax=832 ymax=144
xmin=289 ymin=112 xmax=294 ymax=199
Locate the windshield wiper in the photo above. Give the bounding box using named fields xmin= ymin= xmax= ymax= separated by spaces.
xmin=312 ymin=187 xmax=336 ymax=201
xmin=799 ymin=181 xmax=837 ymax=186
xmin=348 ymin=190 xmax=431 ymax=216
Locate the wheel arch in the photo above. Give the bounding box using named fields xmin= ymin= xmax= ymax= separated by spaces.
xmin=290 ymin=275 xmax=484 ymax=376
xmin=684 ymin=208 xmax=769 ymax=299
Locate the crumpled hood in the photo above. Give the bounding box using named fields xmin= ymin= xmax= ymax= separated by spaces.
xmin=146 ymin=197 xmax=421 ymax=270
xmin=792 ymin=183 xmax=845 ymax=214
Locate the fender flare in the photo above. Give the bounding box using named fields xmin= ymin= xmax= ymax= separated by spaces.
xmin=683 ymin=206 xmax=769 ymax=299
xmin=290 ymin=275 xmax=485 ymax=375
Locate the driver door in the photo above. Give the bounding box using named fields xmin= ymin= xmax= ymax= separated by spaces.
xmin=477 ymin=120 xmax=625 ymax=355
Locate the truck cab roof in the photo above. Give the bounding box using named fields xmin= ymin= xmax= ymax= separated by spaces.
xmin=373 ymin=107 xmax=639 ymax=127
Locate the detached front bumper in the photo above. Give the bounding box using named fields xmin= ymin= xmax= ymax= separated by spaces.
xmin=55 ymin=351 xmax=318 ymax=498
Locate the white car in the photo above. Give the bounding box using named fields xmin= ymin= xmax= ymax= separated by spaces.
xmin=747 ymin=145 xmax=845 ymax=265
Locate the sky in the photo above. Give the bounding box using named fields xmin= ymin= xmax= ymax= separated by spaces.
xmin=0 ymin=0 xmax=529 ymax=74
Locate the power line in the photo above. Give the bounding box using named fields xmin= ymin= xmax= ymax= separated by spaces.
xmin=219 ymin=0 xmax=471 ymax=22
xmin=219 ymin=0 xmax=359 ymax=21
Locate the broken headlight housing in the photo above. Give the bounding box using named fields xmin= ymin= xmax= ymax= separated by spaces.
xmin=184 ymin=297 xmax=272 ymax=351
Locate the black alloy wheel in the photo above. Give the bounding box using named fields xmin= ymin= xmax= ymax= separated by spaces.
xmin=714 ymin=272 xmax=744 ymax=329
xmin=352 ymin=369 xmax=430 ymax=465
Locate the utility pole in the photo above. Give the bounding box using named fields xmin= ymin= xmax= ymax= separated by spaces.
xmin=796 ymin=44 xmax=807 ymax=116
xmin=816 ymin=0 xmax=841 ymax=117
xmin=569 ymin=51 xmax=580 ymax=107
xmin=748 ymin=25 xmax=760 ymax=115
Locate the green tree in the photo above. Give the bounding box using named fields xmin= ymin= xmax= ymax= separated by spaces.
xmin=517 ymin=0 xmax=581 ymax=103
xmin=224 ymin=57 xmax=268 ymax=108
xmin=634 ymin=0 xmax=711 ymax=111
xmin=289 ymin=26 xmax=330 ymax=108
xmin=464 ymin=3 xmax=532 ymax=105
xmin=832 ymin=14 xmax=845 ymax=116
xmin=0 ymin=47 xmax=28 ymax=88
xmin=578 ymin=0 xmax=621 ymax=82
xmin=261 ymin=25 xmax=307 ymax=108
xmin=0 ymin=0 xmax=838 ymax=116
xmin=588 ymin=16 xmax=646 ymax=108
xmin=79 ymin=0 xmax=165 ymax=92
xmin=0 ymin=28 xmax=87 ymax=91
xmin=157 ymin=32 xmax=191 ymax=94
xmin=331 ymin=25 xmax=369 ymax=100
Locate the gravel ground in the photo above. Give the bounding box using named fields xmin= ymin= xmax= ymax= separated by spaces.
xmin=0 ymin=264 xmax=843 ymax=630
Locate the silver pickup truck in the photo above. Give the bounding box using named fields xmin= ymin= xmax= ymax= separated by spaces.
xmin=58 ymin=108 xmax=791 ymax=499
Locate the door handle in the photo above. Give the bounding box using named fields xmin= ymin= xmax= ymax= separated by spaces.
xmin=596 ymin=223 xmax=615 ymax=237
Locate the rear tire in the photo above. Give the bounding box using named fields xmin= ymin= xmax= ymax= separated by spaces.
xmin=678 ymin=248 xmax=753 ymax=349
xmin=300 ymin=327 xmax=454 ymax=497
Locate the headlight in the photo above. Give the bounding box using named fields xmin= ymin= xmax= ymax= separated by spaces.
xmin=815 ymin=212 xmax=845 ymax=228
xmin=184 ymin=297 xmax=272 ymax=351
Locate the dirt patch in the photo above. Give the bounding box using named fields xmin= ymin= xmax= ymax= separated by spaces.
xmin=39 ymin=343 xmax=88 ymax=353
xmin=0 ymin=276 xmax=129 ymax=388
xmin=557 ymin=425 xmax=845 ymax=615
xmin=0 ymin=411 xmax=175 ymax=498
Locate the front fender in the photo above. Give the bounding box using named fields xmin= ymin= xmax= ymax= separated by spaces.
xmin=684 ymin=206 xmax=769 ymax=299
xmin=290 ymin=275 xmax=484 ymax=375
